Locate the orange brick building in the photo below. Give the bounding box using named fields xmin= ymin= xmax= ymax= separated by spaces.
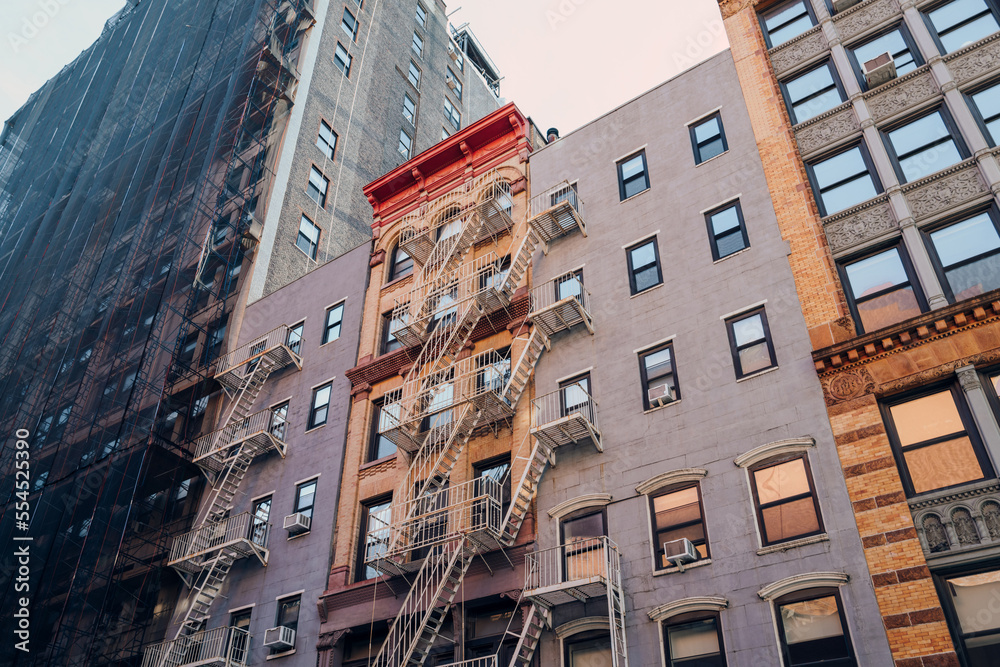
xmin=719 ymin=0 xmax=1000 ymax=665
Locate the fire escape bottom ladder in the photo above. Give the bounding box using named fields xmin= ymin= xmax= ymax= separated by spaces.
xmin=503 ymin=328 xmax=548 ymax=409
xmin=607 ymin=550 xmax=629 ymax=667
xmin=499 ymin=436 xmax=552 ymax=547
xmin=171 ymin=551 xmax=237 ymax=644
xmin=507 ymin=603 xmax=550 ymax=667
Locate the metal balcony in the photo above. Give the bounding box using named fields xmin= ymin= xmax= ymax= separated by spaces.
xmin=367 ymin=477 xmax=504 ymax=575
xmin=528 ymin=182 xmax=586 ymax=243
xmin=525 ymin=536 xmax=622 ymax=608
xmin=192 ymin=409 xmax=288 ymax=480
xmin=531 ymin=385 xmax=602 ymax=452
xmin=379 ymin=349 xmax=515 ymax=452
xmin=529 ymin=275 xmax=593 ymax=338
xmin=168 ymin=512 xmax=270 ymax=576
xmin=142 ymin=625 xmax=250 ymax=667
xmin=214 ymin=324 xmax=303 ymax=391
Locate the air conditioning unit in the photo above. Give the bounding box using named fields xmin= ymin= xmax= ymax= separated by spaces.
xmin=446 ymin=77 xmax=458 ymax=90
xmin=447 ymin=44 xmax=460 ymax=61
xmin=284 ymin=512 xmax=311 ymax=536
xmin=648 ymin=384 xmax=674 ymax=408
xmin=832 ymin=0 xmax=861 ymax=12
xmin=663 ymin=538 xmax=699 ymax=567
xmin=864 ymin=52 xmax=896 ymax=88
xmin=263 ymin=626 xmax=296 ymax=651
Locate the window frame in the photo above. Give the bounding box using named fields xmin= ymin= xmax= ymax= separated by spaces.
xmin=415 ymin=2 xmax=427 ymax=27
xmin=879 ymin=382 xmax=994 ymax=497
xmin=966 ymin=77 xmax=1000 ymax=146
xmin=411 ymin=31 xmax=424 ymax=58
xmin=444 ymin=98 xmax=461 ymax=131
xmin=625 ymin=236 xmax=663 ymax=295
xmin=758 ymin=0 xmax=818 ymax=49
xmin=725 ymin=307 xmax=778 ymax=379
xmin=616 ymin=150 xmax=650 ymax=201
xmin=563 ymin=631 xmax=614 ymax=667
xmin=296 ymin=214 xmax=320 ymax=260
xmin=367 ymin=398 xmax=398 ymax=462
xmin=317 ymin=120 xmax=337 ymax=159
xmin=307 ymin=165 xmax=329 ymax=207
xmin=705 ymin=199 xmax=751 ymax=261
xmin=308 ymin=382 xmax=333 ymax=430
xmin=689 ymin=112 xmax=729 ymax=165
xmin=805 ymin=142 xmax=883 ymax=217
xmin=921 ymin=0 xmax=1000 ymax=55
xmin=286 ymin=321 xmax=304 ymax=356
xmin=933 ymin=561 xmax=1000 ymax=666
xmin=271 ymin=594 xmax=301 ymax=654
xmin=880 ymin=106 xmax=969 ymax=184
xmin=748 ymin=454 xmax=825 ymax=547
xmin=845 ymin=23 xmax=924 ymax=92
xmin=649 ymin=482 xmax=710 ymax=570
xmin=921 ymin=203 xmax=1000 ymax=303
xmin=774 ymin=588 xmax=857 ymax=667
xmin=334 ymin=42 xmax=352 ymax=77
xmin=447 ymin=67 xmax=463 ymax=100
xmin=342 ymin=7 xmax=359 ymax=41
xmin=294 ymin=478 xmax=317 ymax=522
xmin=322 ymin=301 xmax=345 ymax=344
xmin=398 ymin=129 xmax=413 ymax=160
xmin=663 ymin=611 xmax=727 ymax=667
xmin=402 ymin=93 xmax=416 ymax=125
xmin=407 ymin=60 xmax=421 ymax=89
xmin=380 ymin=310 xmax=403 ymax=355
xmin=356 ymin=494 xmax=392 ymax=582
xmin=836 ymin=242 xmax=927 ymax=335
xmin=559 ymin=372 xmax=592 ymax=419
xmin=638 ymin=341 xmax=681 ymax=410
xmin=779 ymin=59 xmax=848 ymax=125
xmin=388 ymin=243 xmax=414 ymax=282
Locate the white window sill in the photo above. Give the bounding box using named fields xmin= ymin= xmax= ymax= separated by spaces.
xmin=287 ymin=530 xmax=311 ymax=541
xmin=619 ymin=188 xmax=651 ymax=205
xmin=653 ymin=558 xmax=713 ymax=577
xmin=644 ymin=399 xmax=681 ymax=415
xmin=303 ymin=424 xmax=327 ymax=434
xmin=736 ymin=366 xmax=779 ymax=383
xmin=319 ymin=337 xmax=342 ymax=348
xmin=695 ymin=150 xmax=729 ymax=168
xmin=266 ymin=649 xmax=296 ymax=660
xmin=630 ymin=283 xmax=664 ymax=299
xmin=713 ymin=246 xmax=752 ymax=264
xmin=757 ymin=533 xmax=829 ymax=556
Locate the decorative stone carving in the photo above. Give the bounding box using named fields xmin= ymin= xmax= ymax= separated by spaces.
xmin=945 ymin=32 xmax=1000 ymax=85
xmin=832 ymin=0 xmax=900 ymax=42
xmin=864 ymin=70 xmax=939 ymax=122
xmin=823 ymin=200 xmax=897 ymax=253
xmin=824 ymin=367 xmax=877 ymax=403
xmin=770 ymin=27 xmax=829 ymax=76
xmin=922 ymin=514 xmax=950 ymax=553
xmin=795 ymin=105 xmax=860 ymax=156
xmin=903 ymin=163 xmax=990 ymax=221
xmin=952 ymin=507 xmax=981 ymax=545
xmin=983 ymin=501 xmax=1000 ymax=540
xmin=958 ymin=366 xmax=984 ymax=393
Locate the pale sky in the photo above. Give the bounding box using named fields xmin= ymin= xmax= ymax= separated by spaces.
xmin=0 ymin=0 xmax=728 ymax=133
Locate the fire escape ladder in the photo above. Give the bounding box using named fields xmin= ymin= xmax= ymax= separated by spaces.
xmin=607 ymin=546 xmax=629 ymax=667
xmin=503 ymin=328 xmax=548 ymax=410
xmin=506 ymin=603 xmax=551 ymax=667
xmin=169 ymin=550 xmax=237 ymax=648
xmin=499 ymin=434 xmax=553 ymax=547
xmin=371 ymin=540 xmax=475 ymax=667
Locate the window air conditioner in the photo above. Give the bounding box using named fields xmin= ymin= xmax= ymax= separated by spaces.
xmin=864 ymin=52 xmax=896 ymax=88
xmin=663 ymin=538 xmax=699 ymax=566
xmin=832 ymin=0 xmax=861 ymax=12
xmin=447 ymin=44 xmax=460 ymax=61
xmin=263 ymin=626 xmax=296 ymax=651
xmin=647 ymin=384 xmax=674 ymax=408
xmin=446 ymin=77 xmax=458 ymax=90
xmin=284 ymin=512 xmax=311 ymax=536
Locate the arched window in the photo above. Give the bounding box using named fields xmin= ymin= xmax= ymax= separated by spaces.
xmin=388 ymin=244 xmax=413 ymax=282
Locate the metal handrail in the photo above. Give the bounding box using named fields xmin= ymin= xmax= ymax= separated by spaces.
xmin=169 ymin=512 xmax=270 ymax=563
xmin=399 ymin=170 xmax=513 ymax=242
xmin=532 ymin=384 xmax=599 ymax=431
xmin=366 ymin=476 xmax=503 ymax=562
xmin=193 ymin=409 xmax=287 ymax=460
xmin=438 ymin=659 xmax=498 ymax=667
xmin=141 ymin=625 xmax=251 ymax=667
xmin=391 ymin=252 xmax=504 ymax=326
xmin=529 ymin=181 xmax=584 ymax=220
xmin=529 ymin=275 xmax=591 ymax=316
xmin=214 ymin=324 xmax=301 ymax=376
xmin=525 ymin=536 xmax=620 ymax=591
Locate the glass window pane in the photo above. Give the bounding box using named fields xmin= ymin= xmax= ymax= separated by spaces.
xmin=644 ymin=348 xmax=673 ymax=377
xmin=624 ymin=176 xmax=648 ymax=199
xmin=654 ymin=487 xmax=701 ymax=526
xmin=889 ymin=390 xmax=964 ymax=446
xmin=856 ymin=287 xmax=921 ymax=331
xmin=794 ymin=88 xmax=844 ymax=123
xmin=631 ymin=242 xmax=656 ymax=268
xmin=845 ymin=249 xmax=908 ymax=299
xmin=822 ymin=175 xmax=878 ymax=214
xmin=786 ymin=66 xmax=834 ymax=104
xmin=942 ymin=13 xmax=1000 ymax=51
xmin=931 ymin=214 xmax=1000 ymax=266
xmin=972 ymin=84 xmax=1000 ymax=133
xmin=716 ymin=230 xmax=747 ymax=257
xmin=765 ymin=1 xmax=807 ymax=32
xmin=668 ymin=619 xmax=721 ymax=660
xmin=621 ymin=155 xmax=644 ymax=180
xmin=770 ymin=14 xmax=814 ymax=45
xmin=947 ymin=570 xmax=1000 ymax=634
xmin=314 ymin=385 xmax=331 ymax=407
xmin=945 ymin=256 xmax=1000 ymax=300
xmin=780 ymin=596 xmax=845 ymax=645
xmin=568 ymin=638 xmax=613 ymax=667
xmin=853 ymin=31 xmax=907 ymax=68
xmin=739 ymin=343 xmax=772 ymax=375
xmin=931 ymin=0 xmax=990 ymax=32
xmin=710 ymin=206 xmax=741 ymax=235
xmin=699 ymin=138 xmax=726 ymax=162
xmin=755 ymin=459 xmax=811 ymax=504
xmin=903 ymin=436 xmax=985 ymax=493
xmin=898 ymin=141 xmax=963 ymax=181
xmin=732 ymin=314 xmax=765 ymax=346
xmin=762 ymin=496 xmax=820 ymax=542
xmin=813 ymin=148 xmax=866 ymax=189
xmin=634 ymin=265 xmax=660 ymax=292
xmin=888 ymin=113 xmax=950 ymax=157
xmin=563 ymin=513 xmax=604 ymax=542
xmin=694 ymin=118 xmax=721 ymax=144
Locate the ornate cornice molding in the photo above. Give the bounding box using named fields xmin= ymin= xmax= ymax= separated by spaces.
xmin=648 ymin=597 xmax=729 ymax=623
xmin=547 ymin=493 xmax=612 ymax=519
xmin=758 ymin=572 xmax=850 ymax=601
xmin=636 ymin=469 xmax=708 ymax=496
xmin=735 ymin=438 xmax=815 ymax=469
xmin=554 ymin=617 xmax=610 ymax=639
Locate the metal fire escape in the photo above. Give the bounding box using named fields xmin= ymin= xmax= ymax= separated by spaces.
xmin=364 ymin=178 xmax=621 ymax=667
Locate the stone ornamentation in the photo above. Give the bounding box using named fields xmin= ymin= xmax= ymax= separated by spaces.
xmin=795 ymin=106 xmax=860 ymax=156
xmin=904 ymin=163 xmax=989 ymax=221
xmin=946 ymin=33 xmax=1000 ymax=84
xmin=824 ymin=367 xmax=877 ymax=403
xmin=824 ymin=200 xmax=896 ymax=253
xmin=952 ymin=507 xmax=981 ymax=545
xmin=865 ymin=70 xmax=939 ymax=122
xmin=832 ymin=0 xmax=901 ymax=42
xmin=983 ymin=501 xmax=1000 ymax=540
xmin=770 ymin=27 xmax=828 ymax=76
xmin=922 ymin=514 xmax=950 ymax=553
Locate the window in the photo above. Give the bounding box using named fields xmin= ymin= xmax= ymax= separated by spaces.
xmin=560 ymin=373 xmax=592 ymax=419
xmin=881 ymin=385 xmax=992 ymax=495
xmin=388 ymin=244 xmax=413 ymax=281
xmin=924 ymin=0 xmax=1000 ymax=53
xmin=726 ymin=308 xmax=777 ymax=379
xmin=936 ymin=566 xmax=1000 ymax=665
xmin=229 ymin=610 xmax=252 ymax=663
xmin=705 ymin=200 xmax=750 ymax=260
xmin=839 ymin=245 xmax=925 ymax=334
xmin=358 ymin=496 xmax=391 ymax=580
xmin=882 ymin=108 xmax=967 ymax=183
xmin=286 ymin=322 xmax=303 ymax=356
xmin=270 ymin=402 xmax=289 ymax=441
xmin=690 ymin=113 xmax=728 ymax=164
xmin=639 ymin=342 xmax=679 ymax=409
xmin=402 ymin=94 xmax=416 ymax=125
xmin=664 ymin=614 xmax=726 ymax=667
xmin=651 ymin=484 xmax=709 ymax=569
xmin=408 ymin=60 xmax=421 ymax=88
xmin=442 ymin=127 xmax=451 ymax=140
xmin=925 ymin=208 xmax=1000 ymax=302
xmin=398 ymin=129 xmax=412 ymax=159
xmin=444 ymin=98 xmax=461 ymax=131
xmin=334 ymin=42 xmax=352 ymax=77
xmin=412 ymin=31 xmax=423 ymax=57
xmin=421 ymin=370 xmax=455 ymax=431
xmin=565 ymin=633 xmax=613 ymax=667
xmin=381 ymin=311 xmax=405 ymax=354
xmin=294 ymin=479 xmax=317 ymax=521
xmin=296 ymin=215 xmax=320 ymax=260
xmin=451 ymin=43 xmax=464 ymax=70
xmin=749 ymin=456 xmax=823 ymax=546
xmin=322 ymin=302 xmax=344 ymax=344
xmin=555 ymin=269 xmax=584 ymax=305
xmin=307 ymin=166 xmax=328 ymax=206
xmin=617 ymin=150 xmax=649 ymax=200
xmin=479 ymin=256 xmax=511 ymax=293
xmin=808 ymin=145 xmax=881 ymax=216
xmin=848 ymin=26 xmax=921 ymax=89
xmin=475 ymin=455 xmax=511 ymax=519
xmin=204 ymin=320 xmax=226 ymax=364
xmin=760 ymin=0 xmax=816 ymax=47
xmin=969 ymin=80 xmax=1000 ymax=145
xmin=782 ymin=61 xmax=846 ymax=124
xmin=308 ymin=382 xmax=332 ymax=429
xmin=561 ymin=510 xmax=607 ymax=582
xmin=625 ymin=237 xmax=663 ymax=295
xmin=251 ymin=496 xmax=271 ymax=546
xmin=342 ymin=7 xmax=358 ymax=40
xmin=447 ymin=68 xmax=463 ymax=100
xmin=775 ymin=589 xmax=856 ymax=667
xmin=272 ymin=595 xmax=300 ymax=654
xmin=416 ymin=2 xmax=427 ymax=26
xmin=368 ymin=398 xmax=398 ymax=461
